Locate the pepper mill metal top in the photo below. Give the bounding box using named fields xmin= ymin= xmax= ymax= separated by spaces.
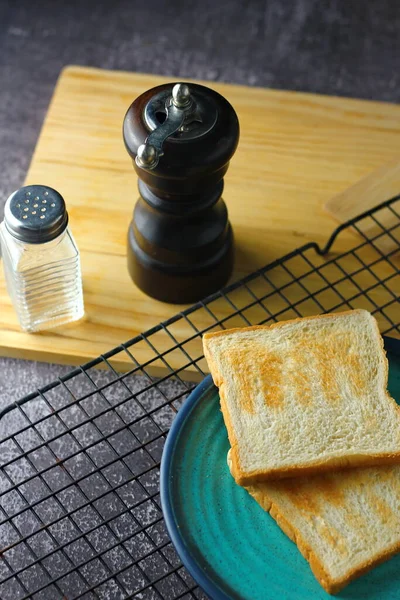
xmin=123 ymin=81 xmax=239 ymax=303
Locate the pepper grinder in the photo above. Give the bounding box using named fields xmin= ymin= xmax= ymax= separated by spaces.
xmin=123 ymin=82 xmax=239 ymax=303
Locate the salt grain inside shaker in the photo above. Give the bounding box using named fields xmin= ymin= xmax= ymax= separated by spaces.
xmin=0 ymin=185 xmax=84 ymax=332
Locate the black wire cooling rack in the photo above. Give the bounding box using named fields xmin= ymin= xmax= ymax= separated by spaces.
xmin=0 ymin=197 xmax=399 ymax=600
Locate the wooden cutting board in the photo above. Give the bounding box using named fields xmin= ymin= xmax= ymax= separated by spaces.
xmin=1 ymin=66 xmax=400 ymax=372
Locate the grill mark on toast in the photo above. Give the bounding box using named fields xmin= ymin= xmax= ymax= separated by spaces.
xmin=261 ymin=353 xmax=284 ymax=409
xmin=373 ymin=496 xmax=395 ymax=526
xmin=293 ymin=338 xmax=340 ymax=402
xmin=315 ymin=475 xmax=346 ymax=507
xmin=295 ymin=334 xmax=358 ymax=403
xmin=291 ymin=351 xmax=313 ymax=406
xmin=277 ymin=479 xmax=321 ymax=514
xmin=348 ymin=351 xmax=368 ymax=397
xmin=313 ymin=340 xmax=341 ymax=402
xmin=365 ymin=488 xmax=396 ymax=526
xmin=226 ymin=347 xmax=256 ymax=414
xmin=312 ymin=516 xmax=348 ymax=557
xmin=226 ymin=347 xmax=284 ymax=412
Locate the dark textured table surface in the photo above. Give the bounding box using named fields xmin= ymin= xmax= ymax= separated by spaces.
xmin=0 ymin=0 xmax=399 ymax=405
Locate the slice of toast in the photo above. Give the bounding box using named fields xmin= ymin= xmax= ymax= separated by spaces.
xmin=246 ymin=464 xmax=400 ymax=594
xmin=203 ymin=309 xmax=400 ymax=485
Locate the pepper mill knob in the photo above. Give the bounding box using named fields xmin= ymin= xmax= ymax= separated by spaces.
xmin=172 ymin=82 xmax=191 ymax=108
xmin=123 ymin=81 xmax=239 ymax=303
xmin=136 ymin=143 xmax=158 ymax=169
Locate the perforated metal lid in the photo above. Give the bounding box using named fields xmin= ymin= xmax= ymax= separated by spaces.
xmin=4 ymin=185 xmax=68 ymax=244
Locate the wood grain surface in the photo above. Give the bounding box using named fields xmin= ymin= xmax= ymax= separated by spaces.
xmin=325 ymin=159 xmax=400 ymax=252
xmin=0 ymin=65 xmax=399 ymax=373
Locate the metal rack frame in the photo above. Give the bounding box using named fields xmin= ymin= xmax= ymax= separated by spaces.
xmin=0 ymin=196 xmax=399 ymax=599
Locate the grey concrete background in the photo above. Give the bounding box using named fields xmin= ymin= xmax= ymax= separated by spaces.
xmin=0 ymin=0 xmax=400 ymax=407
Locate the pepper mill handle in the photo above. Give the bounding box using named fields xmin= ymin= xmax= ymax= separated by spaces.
xmin=136 ymin=84 xmax=193 ymax=170
xmin=123 ymin=81 xmax=239 ymax=303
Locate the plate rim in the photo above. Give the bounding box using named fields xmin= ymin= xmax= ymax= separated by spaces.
xmin=160 ymin=374 xmax=233 ymax=600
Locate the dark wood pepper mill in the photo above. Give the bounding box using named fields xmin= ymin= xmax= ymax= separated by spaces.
xmin=123 ymin=81 xmax=239 ymax=303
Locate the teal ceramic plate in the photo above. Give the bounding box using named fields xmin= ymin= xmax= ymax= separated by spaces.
xmin=160 ymin=338 xmax=400 ymax=600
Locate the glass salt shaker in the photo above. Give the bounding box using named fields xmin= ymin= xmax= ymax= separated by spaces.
xmin=0 ymin=184 xmax=84 ymax=332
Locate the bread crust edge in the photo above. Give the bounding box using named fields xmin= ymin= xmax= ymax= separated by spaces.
xmin=234 ymin=453 xmax=400 ymax=485
xmin=203 ymin=334 xmax=242 ymax=479
xmin=202 ymin=309 xmax=366 ymax=342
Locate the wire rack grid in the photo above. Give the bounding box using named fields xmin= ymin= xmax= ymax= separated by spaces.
xmin=0 ymin=197 xmax=399 ymax=600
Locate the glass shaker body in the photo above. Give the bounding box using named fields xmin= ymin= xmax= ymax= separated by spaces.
xmin=0 ymin=185 xmax=84 ymax=332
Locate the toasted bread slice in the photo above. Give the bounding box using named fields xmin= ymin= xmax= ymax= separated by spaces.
xmin=203 ymin=309 xmax=400 ymax=484
xmin=246 ymin=464 xmax=400 ymax=594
